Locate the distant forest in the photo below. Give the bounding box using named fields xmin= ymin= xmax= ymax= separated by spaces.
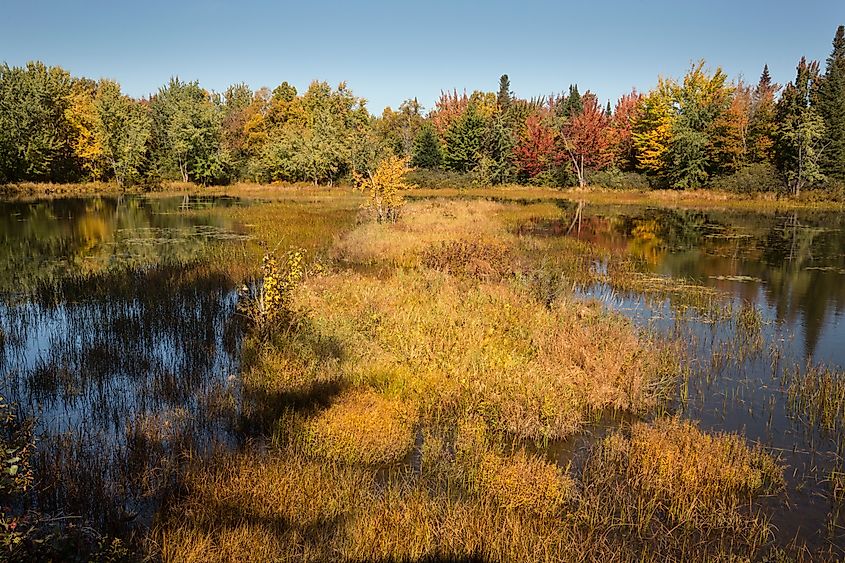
xmin=1 ymin=25 xmax=844 ymax=195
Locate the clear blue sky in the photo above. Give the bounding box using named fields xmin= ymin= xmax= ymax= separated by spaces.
xmin=2 ymin=0 xmax=843 ymax=113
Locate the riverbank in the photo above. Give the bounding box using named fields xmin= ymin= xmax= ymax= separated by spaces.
xmin=3 ymin=180 xmax=845 ymax=211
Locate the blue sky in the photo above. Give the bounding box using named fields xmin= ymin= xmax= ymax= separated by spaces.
xmin=2 ymin=0 xmax=843 ymax=113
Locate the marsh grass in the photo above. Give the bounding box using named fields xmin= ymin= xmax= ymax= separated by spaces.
xmin=302 ymin=389 xmax=414 ymax=465
xmin=5 ymin=190 xmax=818 ymax=560
xmin=293 ymin=268 xmax=676 ymax=441
xmin=155 ymin=417 xmax=785 ymax=563
xmin=783 ymin=364 xmax=845 ymax=437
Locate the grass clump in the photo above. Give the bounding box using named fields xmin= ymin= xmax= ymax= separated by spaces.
xmin=297 ymin=270 xmax=676 ymax=440
xmin=591 ymin=418 xmax=782 ymax=525
xmin=472 ymin=449 xmax=575 ymax=517
xmin=783 ymin=364 xmax=845 ymax=436
xmin=421 ymin=239 xmax=514 ymax=281
xmin=334 ymin=200 xmax=508 ymax=267
xmin=302 ymin=389 xmax=414 ymax=465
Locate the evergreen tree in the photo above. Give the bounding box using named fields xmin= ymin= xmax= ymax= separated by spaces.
xmin=443 ymin=103 xmax=485 ymax=172
xmin=497 ymin=74 xmax=512 ymax=112
xmin=818 ymin=25 xmax=845 ymax=180
xmin=775 ymin=58 xmax=827 ymax=195
xmin=480 ymin=113 xmax=515 ymax=184
xmin=747 ymin=65 xmax=779 ymax=163
xmin=411 ymin=122 xmax=442 ymax=169
xmin=565 ymin=84 xmax=583 ymax=116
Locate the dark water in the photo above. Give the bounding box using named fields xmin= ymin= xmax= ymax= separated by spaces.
xmin=549 ymin=203 xmax=845 ymax=551
xmin=0 ymin=195 xmax=251 ymax=529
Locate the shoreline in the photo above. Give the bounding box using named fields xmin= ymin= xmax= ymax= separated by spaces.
xmin=3 ymin=181 xmax=844 ymax=211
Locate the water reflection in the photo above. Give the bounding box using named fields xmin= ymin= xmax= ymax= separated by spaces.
xmin=557 ymin=205 xmax=845 ymax=366
xmin=0 ymin=195 xmax=250 ymax=529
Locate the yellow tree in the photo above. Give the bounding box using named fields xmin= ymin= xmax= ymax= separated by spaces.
xmin=632 ymin=77 xmax=676 ymax=176
xmin=65 ymin=80 xmax=106 ymax=179
xmin=354 ymin=155 xmax=411 ymax=223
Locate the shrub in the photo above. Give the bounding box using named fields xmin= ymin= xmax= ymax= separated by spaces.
xmin=405 ymin=168 xmax=475 ymax=189
xmin=710 ymin=163 xmax=783 ymax=194
xmin=238 ymin=248 xmax=306 ymax=333
xmin=353 ymin=155 xmax=412 ymax=223
xmin=586 ymin=168 xmax=651 ymax=190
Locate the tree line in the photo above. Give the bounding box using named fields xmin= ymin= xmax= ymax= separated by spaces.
xmin=1 ymin=25 xmax=843 ymax=195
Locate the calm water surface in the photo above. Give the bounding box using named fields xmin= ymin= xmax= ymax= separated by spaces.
xmin=554 ymin=203 xmax=845 ymax=550
xmin=0 ymin=195 xmax=252 ymax=528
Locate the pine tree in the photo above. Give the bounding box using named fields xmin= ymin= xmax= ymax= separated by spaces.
xmin=411 ymin=122 xmax=441 ymax=169
xmin=747 ymin=65 xmax=779 ymax=163
xmin=775 ymin=58 xmax=827 ymax=195
xmin=565 ymin=84 xmax=583 ymax=117
xmin=818 ymin=25 xmax=845 ymax=180
xmin=480 ymin=113 xmax=515 ymax=184
xmin=443 ymin=103 xmax=485 ymax=172
xmin=497 ymin=74 xmax=512 ymax=112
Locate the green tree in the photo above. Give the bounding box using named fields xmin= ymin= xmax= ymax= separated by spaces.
xmin=775 ymin=58 xmax=827 ymax=195
xmin=94 ymin=80 xmax=152 ymax=187
xmin=667 ymin=62 xmax=732 ymax=187
xmin=817 ymin=25 xmax=845 ymax=180
xmin=150 ymin=77 xmax=227 ymax=184
xmin=411 ymin=122 xmax=442 ymax=169
xmin=443 ymin=102 xmax=486 ymax=172
xmin=0 ymin=62 xmax=77 ymax=182
xmin=497 ymin=74 xmax=512 ymax=111
xmin=478 ymin=113 xmax=516 ymax=184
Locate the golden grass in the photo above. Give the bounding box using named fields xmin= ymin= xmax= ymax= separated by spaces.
xmin=473 ymin=449 xmax=575 ymax=517
xmin=150 ymin=194 xmax=792 ymax=561
xmin=595 ymin=418 xmax=782 ymax=525
xmin=333 ymin=200 xmax=510 ymax=267
xmin=155 ymin=453 xmax=370 ymax=563
xmin=295 ymin=269 xmax=676 ymax=440
xmin=156 ymin=417 xmax=784 ymax=562
xmin=302 ymin=389 xmax=414 ymax=465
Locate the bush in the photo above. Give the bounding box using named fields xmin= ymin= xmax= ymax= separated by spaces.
xmin=710 ymin=163 xmax=783 ymax=194
xmin=586 ymin=168 xmax=651 ymax=190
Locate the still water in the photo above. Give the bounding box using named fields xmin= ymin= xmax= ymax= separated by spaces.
xmin=551 ymin=203 xmax=845 ymax=549
xmin=0 ymin=195 xmax=251 ymax=529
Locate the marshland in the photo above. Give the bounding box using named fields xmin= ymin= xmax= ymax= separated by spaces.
xmin=0 ymin=182 xmax=843 ymax=561
xmin=4 ymin=6 xmax=845 ymax=559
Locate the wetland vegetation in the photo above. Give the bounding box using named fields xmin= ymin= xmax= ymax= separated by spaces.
xmin=0 ymin=179 xmax=843 ymax=561
xmin=2 ymin=15 xmax=845 ymax=563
